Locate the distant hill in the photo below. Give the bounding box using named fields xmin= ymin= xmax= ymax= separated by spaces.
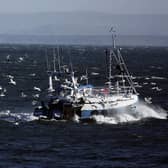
xmin=0 ymin=12 xmax=168 ymax=36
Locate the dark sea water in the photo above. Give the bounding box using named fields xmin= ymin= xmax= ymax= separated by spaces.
xmin=0 ymin=44 xmax=168 ymax=168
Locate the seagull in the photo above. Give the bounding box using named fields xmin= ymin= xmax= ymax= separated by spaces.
xmin=0 ymin=92 xmax=5 ymax=97
xmin=54 ymin=76 xmax=60 ymax=81
xmin=33 ymin=94 xmax=40 ymax=98
xmin=150 ymin=82 xmax=156 ymax=86
xmin=9 ymin=78 xmax=16 ymax=85
xmin=80 ymin=75 xmax=88 ymax=81
xmin=6 ymin=55 xmax=11 ymax=61
xmin=156 ymin=87 xmax=162 ymax=91
xmin=143 ymin=82 xmax=148 ymax=85
xmin=145 ymin=97 xmax=152 ymax=104
xmin=32 ymin=100 xmax=38 ymax=106
xmin=0 ymin=88 xmax=6 ymax=97
xmin=3 ymin=88 xmax=7 ymax=93
xmin=151 ymin=86 xmax=162 ymax=91
xmin=18 ymin=57 xmax=24 ymax=62
xmin=14 ymin=122 xmax=19 ymax=126
xmin=91 ymin=72 xmax=99 ymax=76
xmin=7 ymin=75 xmax=14 ymax=79
xmin=21 ymin=92 xmax=27 ymax=98
xmin=64 ymin=78 xmax=72 ymax=85
xmin=29 ymin=73 xmax=36 ymax=77
xmin=33 ymin=86 xmax=41 ymax=92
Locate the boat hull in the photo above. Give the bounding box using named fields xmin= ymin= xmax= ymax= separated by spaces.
xmin=34 ymin=95 xmax=138 ymax=122
xmin=80 ymin=94 xmax=138 ymax=121
xmin=80 ymin=104 xmax=137 ymax=122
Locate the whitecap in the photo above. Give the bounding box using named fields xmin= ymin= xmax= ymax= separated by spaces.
xmin=92 ymin=101 xmax=167 ymax=124
xmin=0 ymin=110 xmax=38 ymax=123
xmin=151 ymin=76 xmax=166 ymax=80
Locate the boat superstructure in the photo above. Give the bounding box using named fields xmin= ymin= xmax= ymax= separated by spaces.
xmin=79 ymin=48 xmax=138 ymax=120
xmin=72 ymin=29 xmax=138 ymax=120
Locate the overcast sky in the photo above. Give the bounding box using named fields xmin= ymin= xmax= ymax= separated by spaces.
xmin=0 ymin=0 xmax=168 ymax=14
xmin=0 ymin=0 xmax=167 ymax=36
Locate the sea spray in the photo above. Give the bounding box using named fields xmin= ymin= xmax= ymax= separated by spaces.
xmin=73 ymin=114 xmax=80 ymax=123
xmin=0 ymin=101 xmax=167 ymax=125
xmin=0 ymin=110 xmax=38 ymax=123
xmin=135 ymin=101 xmax=167 ymax=119
xmin=93 ymin=100 xmax=167 ymax=124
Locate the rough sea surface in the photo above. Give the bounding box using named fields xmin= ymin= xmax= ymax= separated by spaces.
xmin=0 ymin=45 xmax=168 ymax=168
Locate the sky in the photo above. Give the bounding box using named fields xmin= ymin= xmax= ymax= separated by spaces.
xmin=0 ymin=0 xmax=168 ymax=14
xmin=0 ymin=0 xmax=167 ymax=36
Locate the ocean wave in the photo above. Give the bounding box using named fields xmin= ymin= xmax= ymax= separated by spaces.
xmin=0 ymin=101 xmax=167 ymax=125
xmin=0 ymin=110 xmax=38 ymax=124
xmin=92 ymin=101 xmax=167 ymax=124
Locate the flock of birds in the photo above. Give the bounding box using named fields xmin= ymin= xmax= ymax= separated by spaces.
xmin=0 ymin=54 xmax=44 ymax=106
xmin=0 ymin=75 xmax=41 ymax=99
xmin=0 ymin=53 xmax=166 ymax=107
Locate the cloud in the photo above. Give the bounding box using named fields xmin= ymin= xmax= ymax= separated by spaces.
xmin=0 ymin=0 xmax=167 ymax=14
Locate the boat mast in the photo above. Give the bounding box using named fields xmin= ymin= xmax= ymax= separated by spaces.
xmin=117 ymin=50 xmax=138 ymax=94
xmin=108 ymin=50 xmax=112 ymax=89
xmin=86 ymin=69 xmax=89 ymax=85
xmin=45 ymin=48 xmax=54 ymax=92
xmin=110 ymin=27 xmax=116 ymax=49
xmin=117 ymin=49 xmax=126 ymax=94
xmin=108 ymin=27 xmax=116 ymax=90
xmin=53 ymin=48 xmax=56 ymax=73
xmin=48 ymin=73 xmax=54 ymax=92
xmin=45 ymin=48 xmax=50 ymax=72
xmin=57 ymin=46 xmax=61 ymax=73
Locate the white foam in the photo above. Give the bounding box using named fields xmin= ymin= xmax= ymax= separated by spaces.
xmin=0 ymin=110 xmax=38 ymax=123
xmin=33 ymin=86 xmax=41 ymax=92
xmin=73 ymin=114 xmax=80 ymax=123
xmin=151 ymin=76 xmax=166 ymax=80
xmin=0 ymin=101 xmax=167 ymax=125
xmin=92 ymin=101 xmax=167 ymax=124
xmin=135 ymin=102 xmax=166 ymax=119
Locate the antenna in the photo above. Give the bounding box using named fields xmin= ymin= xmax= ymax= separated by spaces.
xmin=86 ymin=68 xmax=89 ymax=85
xmin=57 ymin=46 xmax=61 ymax=72
xmin=53 ymin=48 xmax=56 ymax=72
xmin=68 ymin=49 xmax=73 ymax=73
xmin=45 ymin=48 xmax=50 ymax=72
xmin=70 ymin=62 xmax=73 ymax=74
xmin=109 ymin=26 xmax=116 ymax=49
xmin=60 ymin=47 xmax=64 ymax=70
xmin=105 ymin=49 xmax=109 ymax=81
xmin=48 ymin=73 xmax=54 ymax=92
xmin=108 ymin=50 xmax=112 ymax=89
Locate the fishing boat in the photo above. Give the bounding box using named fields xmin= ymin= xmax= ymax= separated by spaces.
xmin=33 ymin=31 xmax=139 ymax=122
xmin=73 ymin=29 xmax=138 ymax=122
xmin=79 ymin=48 xmax=138 ymax=122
